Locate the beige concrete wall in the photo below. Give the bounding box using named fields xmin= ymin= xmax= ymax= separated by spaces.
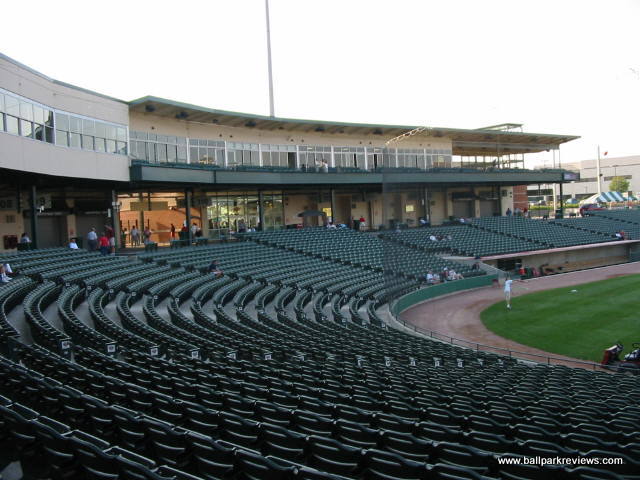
xmin=0 ymin=56 xmax=128 ymax=124
xmin=370 ymin=194 xmax=384 ymax=228
xmin=284 ymin=194 xmax=313 ymax=226
xmin=501 ymin=186 xmax=514 ymax=214
xmin=129 ymin=111 xmax=452 ymax=151
xmin=0 ymin=133 xmax=130 ymax=181
xmin=429 ymin=191 xmax=447 ymax=225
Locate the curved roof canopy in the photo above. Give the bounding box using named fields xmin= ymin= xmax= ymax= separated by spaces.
xmin=129 ymin=96 xmax=579 ymax=156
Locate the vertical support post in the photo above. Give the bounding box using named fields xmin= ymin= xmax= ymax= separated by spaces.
xmin=423 ymin=187 xmax=429 ymax=222
xmin=596 ymin=145 xmax=602 ymax=195
xmin=138 ymin=192 xmax=144 ymax=234
xmin=258 ymin=190 xmax=265 ymax=231
xmin=29 ymin=185 xmax=38 ymax=249
xmin=558 ymin=182 xmax=564 ymax=218
xmin=551 ymin=149 xmax=557 ymax=212
xmin=111 ymin=190 xmax=121 ymax=250
xmin=185 ymin=188 xmax=192 ymax=244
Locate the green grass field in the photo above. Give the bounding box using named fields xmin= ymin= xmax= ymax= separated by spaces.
xmin=480 ymin=274 xmax=640 ymax=362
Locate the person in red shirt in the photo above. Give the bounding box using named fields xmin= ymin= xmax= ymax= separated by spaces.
xmin=98 ymin=232 xmax=110 ymax=255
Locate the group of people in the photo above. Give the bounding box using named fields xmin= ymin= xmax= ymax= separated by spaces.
xmin=505 ymin=207 xmax=529 ymax=217
xmin=429 ymin=233 xmax=452 ymax=242
xmin=129 ymin=225 xmax=152 ymax=246
xmin=614 ymin=230 xmax=627 ymax=240
xmin=86 ymin=226 xmax=117 ymax=255
xmin=425 ymin=267 xmax=464 ymax=285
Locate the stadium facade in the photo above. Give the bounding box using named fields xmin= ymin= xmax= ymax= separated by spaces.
xmin=0 ymin=53 xmax=579 ymax=250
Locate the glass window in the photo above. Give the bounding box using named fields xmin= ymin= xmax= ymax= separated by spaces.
xmin=106 ymin=139 xmax=116 ymax=154
xmin=157 ymin=144 xmax=167 ymax=162
xmin=167 ymin=144 xmax=177 ymax=162
xmin=82 ymin=135 xmax=94 ymax=150
xmin=189 ymin=147 xmax=198 ymax=163
xmin=105 ymin=125 xmax=116 ymax=141
xmin=70 ymin=116 xmax=81 ymax=133
xmin=33 ymin=106 xmax=44 ymax=124
xmin=147 ymin=142 xmax=156 ymax=162
xmin=177 ymin=146 xmax=187 ymax=162
xmin=55 ymin=112 xmax=69 ymax=131
xmin=0 ymin=114 xmax=4 ymax=132
xmin=132 ymin=141 xmax=146 ymax=159
xmin=45 ymin=110 xmax=53 ymax=127
xmin=70 ymin=132 xmax=81 ymax=148
xmin=95 ymin=122 xmax=106 ymax=138
xmin=95 ymin=137 xmax=106 ymax=152
xmin=0 ymin=94 xmax=4 ymax=112
xmin=82 ymin=119 xmax=95 ymax=135
xmin=34 ymin=124 xmax=44 ymax=141
xmin=116 ymin=127 xmax=126 ymax=141
xmin=216 ymin=149 xmax=225 ymax=165
xmin=116 ymin=141 xmax=127 ymax=155
xmin=55 ymin=129 xmax=68 ymax=146
xmin=5 ymin=96 xmax=19 ymax=117
xmin=20 ymin=120 xmax=33 ymax=138
xmin=20 ymin=102 xmax=33 ymax=121
xmin=6 ymin=115 xmax=18 ymax=135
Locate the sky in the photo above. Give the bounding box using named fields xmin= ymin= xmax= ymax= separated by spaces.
xmin=3 ymin=0 xmax=640 ymax=166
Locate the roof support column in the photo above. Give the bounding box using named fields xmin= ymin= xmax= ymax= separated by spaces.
xmin=330 ymin=188 xmax=336 ymax=225
xmin=185 ymin=188 xmax=193 ymax=244
xmin=111 ymin=190 xmax=121 ymax=250
xmin=29 ymin=185 xmax=38 ymax=249
xmin=258 ymin=190 xmax=265 ymax=231
xmin=423 ymin=187 xmax=430 ymax=223
xmin=558 ymin=182 xmax=564 ymax=219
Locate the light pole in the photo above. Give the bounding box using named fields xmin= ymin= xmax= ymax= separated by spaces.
xmin=265 ymin=0 xmax=275 ymax=117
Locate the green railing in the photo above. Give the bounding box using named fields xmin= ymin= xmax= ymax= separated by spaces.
xmin=392 ymin=274 xmax=498 ymax=316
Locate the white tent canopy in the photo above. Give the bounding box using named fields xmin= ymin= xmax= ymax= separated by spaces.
xmin=580 ymin=191 xmax=637 ymax=205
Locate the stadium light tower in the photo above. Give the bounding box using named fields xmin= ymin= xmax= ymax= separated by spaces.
xmin=265 ymin=0 xmax=275 ymax=117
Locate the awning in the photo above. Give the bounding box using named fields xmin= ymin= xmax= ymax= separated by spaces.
xmin=596 ymin=191 xmax=625 ymax=202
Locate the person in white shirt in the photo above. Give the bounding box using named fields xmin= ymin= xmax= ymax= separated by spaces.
xmin=0 ymin=264 xmax=11 ymax=283
xmin=504 ymin=276 xmax=514 ymax=309
xmin=69 ymin=239 xmax=79 ymax=249
xmin=425 ymin=271 xmax=435 ymax=285
xmin=87 ymin=228 xmax=98 ymax=251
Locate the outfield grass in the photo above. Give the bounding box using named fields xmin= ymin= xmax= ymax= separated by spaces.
xmin=480 ymin=274 xmax=640 ymax=362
